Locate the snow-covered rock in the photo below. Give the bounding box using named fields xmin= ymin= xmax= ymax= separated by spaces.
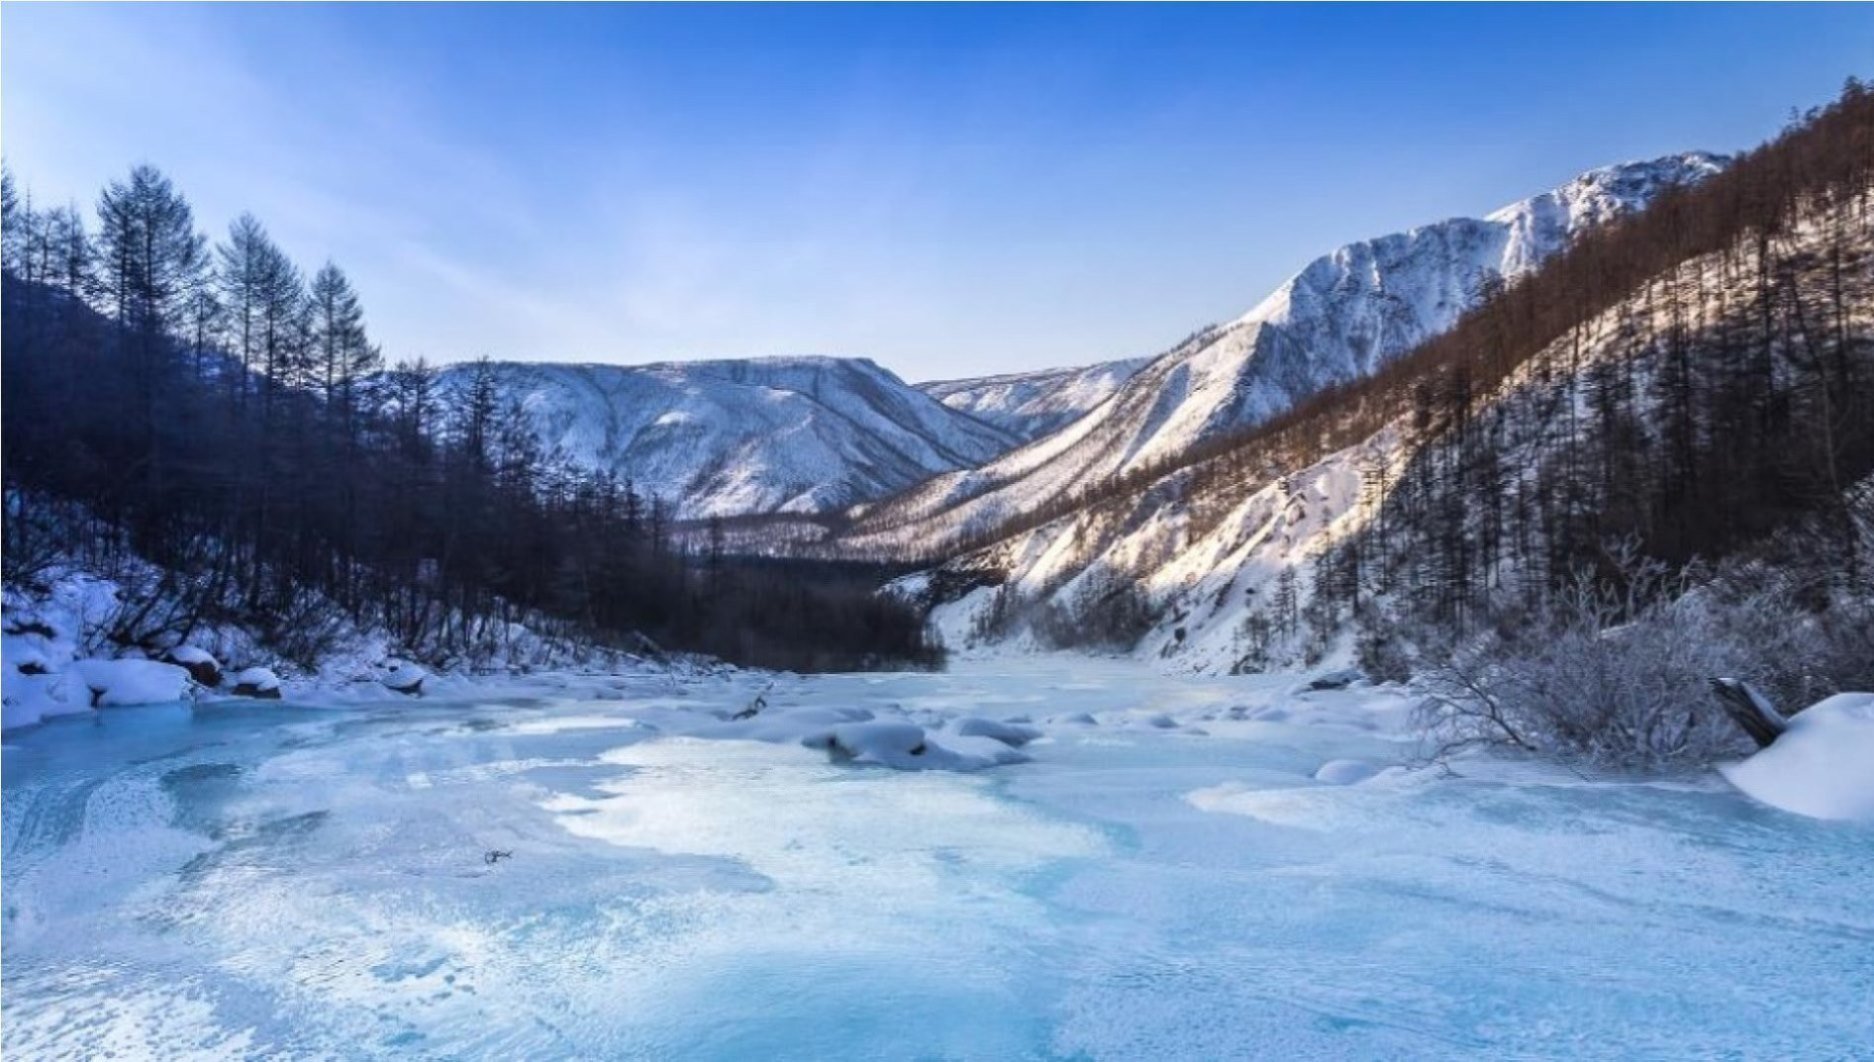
xmin=432 ymin=356 xmax=1018 ymax=519
xmin=165 ymin=645 xmax=223 ymax=687
xmin=1720 ymin=693 xmax=1874 ymax=822
xmin=951 ymin=716 xmax=1043 ymax=747
xmin=74 ymin=659 xmax=192 ymax=707
xmin=12 ymin=648 xmax=50 ymax=675
xmin=801 ymin=720 xmax=1028 ymax=771
xmin=1307 ymin=668 xmax=1365 ymax=691
xmin=383 ymin=662 xmax=428 ymax=695
xmin=231 ymin=666 xmax=283 ymax=699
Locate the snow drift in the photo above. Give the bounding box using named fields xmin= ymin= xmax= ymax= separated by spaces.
xmin=1721 ymin=693 xmax=1874 ymax=821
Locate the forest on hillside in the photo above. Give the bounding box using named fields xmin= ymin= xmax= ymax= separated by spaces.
xmin=0 ymin=168 xmax=938 ymax=673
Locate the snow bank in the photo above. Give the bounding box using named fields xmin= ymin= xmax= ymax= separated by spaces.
xmin=1721 ymin=693 xmax=1874 ymax=821
xmin=2 ymin=673 xmax=86 ymax=730
xmin=73 ymin=659 xmax=192 ymax=707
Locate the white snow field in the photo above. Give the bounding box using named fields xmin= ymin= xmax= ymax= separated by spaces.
xmin=4 ymin=659 xmax=1872 ymax=1060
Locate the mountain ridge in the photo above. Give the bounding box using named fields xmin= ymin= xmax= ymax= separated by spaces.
xmin=434 ymin=355 xmax=1019 ymax=520
xmin=836 ymin=151 xmax=1728 ymax=557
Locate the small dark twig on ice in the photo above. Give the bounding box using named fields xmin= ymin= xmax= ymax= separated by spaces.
xmin=731 ymin=683 xmax=773 ymax=721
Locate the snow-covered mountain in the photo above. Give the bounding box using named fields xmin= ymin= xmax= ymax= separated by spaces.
xmin=918 ymin=357 xmax=1154 ymax=441
xmin=839 ymin=154 xmax=1726 ymax=556
xmin=437 ymin=357 xmax=1019 ymax=519
xmin=907 ymin=152 xmax=1868 ymax=676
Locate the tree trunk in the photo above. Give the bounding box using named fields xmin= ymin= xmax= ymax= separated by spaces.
xmin=1709 ymin=678 xmax=1788 ymax=748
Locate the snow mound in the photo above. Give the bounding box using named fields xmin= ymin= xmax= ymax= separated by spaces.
xmin=383 ymin=662 xmax=428 ymax=694
xmin=952 ymin=717 xmax=1043 ymax=747
xmin=2 ymin=673 xmax=87 ymax=730
xmin=1720 ymin=693 xmax=1874 ymax=822
xmin=1314 ymin=759 xmax=1381 ymax=785
xmin=73 ymin=659 xmax=192 ymax=707
xmin=801 ymin=721 xmax=1028 ymax=771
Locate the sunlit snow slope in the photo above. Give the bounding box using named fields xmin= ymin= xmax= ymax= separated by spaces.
xmin=435 ymin=357 xmax=1018 ymax=519
xmin=919 ymin=357 xmax=1154 ymax=441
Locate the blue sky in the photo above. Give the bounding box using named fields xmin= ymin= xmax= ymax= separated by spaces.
xmin=4 ymin=4 xmax=1868 ymax=382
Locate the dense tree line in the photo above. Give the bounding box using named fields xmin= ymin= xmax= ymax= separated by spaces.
xmin=1 ymin=164 xmax=938 ymax=672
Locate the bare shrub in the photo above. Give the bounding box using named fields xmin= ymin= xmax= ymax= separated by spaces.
xmin=1420 ymin=543 xmax=1752 ymax=768
xmin=254 ymin=586 xmax=351 ymax=669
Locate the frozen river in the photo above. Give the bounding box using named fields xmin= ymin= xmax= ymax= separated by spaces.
xmin=4 ymin=659 xmax=1872 ymax=1059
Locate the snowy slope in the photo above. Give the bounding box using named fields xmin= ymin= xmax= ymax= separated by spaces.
xmin=844 ymin=154 xmax=1726 ymax=555
xmin=435 ymin=357 xmax=1019 ymax=519
xmin=918 ymin=357 xmax=1154 ymax=441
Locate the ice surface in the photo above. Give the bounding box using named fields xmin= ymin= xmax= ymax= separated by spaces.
xmin=1721 ymin=692 xmax=1874 ymax=821
xmin=5 ymin=659 xmax=1871 ymax=1059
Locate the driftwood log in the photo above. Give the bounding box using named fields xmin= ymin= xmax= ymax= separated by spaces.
xmin=1709 ymin=678 xmax=1788 ymax=749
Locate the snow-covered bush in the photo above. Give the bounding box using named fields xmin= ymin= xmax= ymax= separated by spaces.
xmin=1693 ymin=572 xmax=1874 ymax=712
xmin=1420 ymin=549 xmax=1749 ymax=768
